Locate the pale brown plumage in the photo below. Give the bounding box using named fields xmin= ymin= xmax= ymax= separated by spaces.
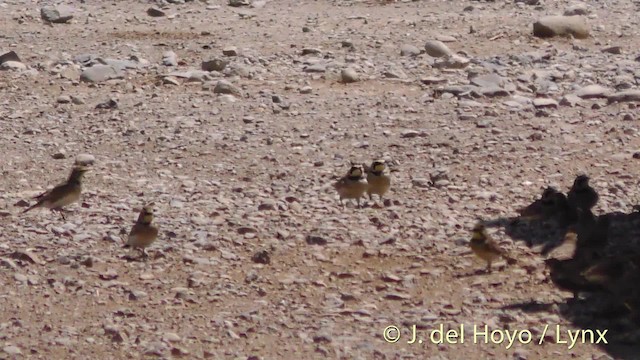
xmin=366 ymin=159 xmax=391 ymax=202
xmin=470 ymin=223 xmax=516 ymax=272
xmin=23 ymin=165 xmax=89 ymax=219
xmin=124 ymin=204 xmax=159 ymax=258
xmin=334 ymin=164 xmax=368 ymax=208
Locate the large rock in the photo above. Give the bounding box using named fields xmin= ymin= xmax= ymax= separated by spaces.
xmin=575 ymin=84 xmax=611 ymax=99
xmin=213 ymin=80 xmax=241 ymax=95
xmin=80 ymin=65 xmax=122 ymax=83
xmin=533 ymin=16 xmax=589 ymax=39
xmin=433 ymin=54 xmax=469 ymax=69
xmin=424 ymin=40 xmax=453 ymax=58
xmin=0 ymin=51 xmax=21 ymax=65
xmin=400 ymin=44 xmax=421 ymax=57
xmin=41 ymin=5 xmax=74 ymax=24
xmin=202 ymin=58 xmax=228 ymax=72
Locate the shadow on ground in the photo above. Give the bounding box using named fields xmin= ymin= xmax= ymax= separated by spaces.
xmin=485 ymin=196 xmax=640 ymax=359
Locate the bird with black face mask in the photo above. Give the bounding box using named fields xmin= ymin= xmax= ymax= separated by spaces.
xmin=365 ymin=159 xmax=391 ymax=203
xmin=124 ymin=204 xmax=159 ymax=259
xmin=469 ymin=222 xmax=516 ymax=272
xmin=334 ymin=164 xmax=368 ymax=208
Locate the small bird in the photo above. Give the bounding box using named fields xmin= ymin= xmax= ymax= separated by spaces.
xmin=124 ymin=204 xmax=159 ymax=259
xmin=582 ymin=255 xmax=640 ymax=310
xmin=542 ymin=227 xmax=579 ymax=259
xmin=334 ymin=164 xmax=368 ymax=208
xmin=469 ymin=222 xmax=516 ymax=272
xmin=545 ymin=257 xmax=606 ymax=300
xmin=581 ymin=256 xmax=635 ymax=285
xmin=23 ymin=165 xmax=90 ymax=220
xmin=567 ymin=174 xmax=599 ymax=213
xmin=365 ymin=159 xmax=391 ymax=202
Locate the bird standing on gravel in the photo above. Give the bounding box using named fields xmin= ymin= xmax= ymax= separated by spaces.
xmin=334 ymin=164 xmax=368 ymax=208
xmin=23 ymin=165 xmax=90 ymax=220
xmin=567 ymin=174 xmax=599 ymax=213
xmin=469 ymin=222 xmax=516 ymax=272
xmin=124 ymin=204 xmax=159 ymax=259
xmin=365 ymin=159 xmax=391 ymax=203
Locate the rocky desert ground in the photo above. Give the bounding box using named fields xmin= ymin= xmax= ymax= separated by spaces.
xmin=1 ymin=0 xmax=640 ymax=359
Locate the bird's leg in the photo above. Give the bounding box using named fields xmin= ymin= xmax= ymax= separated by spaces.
xmin=357 ymin=198 xmax=361 ymax=209
xmin=486 ymin=261 xmax=492 ymax=273
xmin=53 ymin=208 xmax=67 ymax=221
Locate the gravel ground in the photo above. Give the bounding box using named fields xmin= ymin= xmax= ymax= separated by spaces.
xmin=1 ymin=0 xmax=640 ymax=359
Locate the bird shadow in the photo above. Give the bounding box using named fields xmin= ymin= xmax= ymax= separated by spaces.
xmin=485 ymin=194 xmax=640 ymax=359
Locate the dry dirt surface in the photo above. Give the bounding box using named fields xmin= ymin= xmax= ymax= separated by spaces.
xmin=1 ymin=0 xmax=640 ymax=359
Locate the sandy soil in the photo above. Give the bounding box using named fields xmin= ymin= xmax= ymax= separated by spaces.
xmin=1 ymin=0 xmax=640 ymax=359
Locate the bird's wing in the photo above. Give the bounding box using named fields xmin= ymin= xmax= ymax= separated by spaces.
xmin=40 ymin=182 xmax=76 ymax=204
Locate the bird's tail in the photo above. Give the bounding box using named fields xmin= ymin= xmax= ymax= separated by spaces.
xmin=22 ymin=203 xmax=40 ymax=213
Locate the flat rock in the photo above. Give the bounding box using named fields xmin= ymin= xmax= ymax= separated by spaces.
xmin=303 ymin=63 xmax=326 ymax=73
xmin=222 ymin=47 xmax=238 ymax=56
xmin=608 ymin=90 xmax=640 ymax=104
xmin=229 ymin=0 xmax=250 ymax=6
xmin=0 ymin=51 xmax=21 ymax=65
xmin=213 ymin=80 xmax=241 ymax=95
xmin=420 ymin=77 xmax=447 ymax=85
xmin=2 ymin=345 xmax=22 ymax=355
xmin=147 ymin=7 xmax=166 ymax=17
xmin=80 ymin=65 xmax=122 ymax=83
xmin=575 ymin=84 xmax=611 ymax=99
xmin=601 ymin=46 xmax=622 ymax=55
xmin=400 ymin=44 xmax=421 ymax=57
xmin=559 ymin=94 xmax=582 ymax=107
xmin=470 ymin=73 xmax=506 ymax=88
xmin=41 ymin=5 xmax=74 ymax=24
xmin=533 ymin=98 xmax=559 ymax=108
xmin=433 ymin=54 xmax=469 ymax=69
xmin=202 ymin=58 xmax=228 ymax=72
xmin=533 ymin=15 xmax=589 ymax=39
xmin=479 ymin=86 xmax=510 ymax=97
xmin=0 ymin=61 xmax=26 ymax=71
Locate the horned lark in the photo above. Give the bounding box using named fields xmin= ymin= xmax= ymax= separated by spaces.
xmin=365 ymin=159 xmax=391 ymax=202
xmin=581 ymin=256 xmax=634 ymax=285
xmin=124 ymin=204 xmax=159 ymax=258
xmin=334 ymin=164 xmax=368 ymax=208
xmin=582 ymin=255 xmax=640 ymax=307
xmin=543 ymin=227 xmax=579 ymax=259
xmin=469 ymin=222 xmax=516 ymax=272
xmin=545 ymin=257 xmax=605 ymax=300
xmin=567 ymin=174 xmax=599 ymax=213
xmin=23 ymin=165 xmax=90 ymax=220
